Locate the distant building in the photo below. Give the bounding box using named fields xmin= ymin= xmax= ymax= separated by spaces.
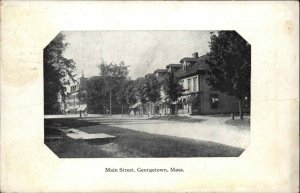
xmin=65 ymin=71 xmax=88 ymax=114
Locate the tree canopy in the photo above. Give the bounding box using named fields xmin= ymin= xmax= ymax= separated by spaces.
xmin=205 ymin=31 xmax=251 ymax=118
xmin=98 ymin=60 xmax=129 ymax=79
xmin=162 ymin=72 xmax=182 ymax=103
xmin=83 ymin=60 xmax=133 ymax=114
xmin=134 ymin=77 xmax=147 ymax=104
xmin=44 ymin=33 xmax=76 ymax=114
xmin=144 ymin=74 xmax=161 ymax=103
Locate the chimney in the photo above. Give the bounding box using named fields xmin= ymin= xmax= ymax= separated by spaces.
xmin=192 ymin=52 xmax=198 ymax=58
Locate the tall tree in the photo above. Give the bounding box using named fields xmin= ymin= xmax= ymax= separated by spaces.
xmin=99 ymin=60 xmax=129 ymax=78
xmin=144 ymin=74 xmax=161 ymax=103
xmin=134 ymin=77 xmax=147 ymax=104
xmin=44 ymin=33 xmax=76 ymax=114
xmin=162 ymin=72 xmax=182 ymax=114
xmin=95 ymin=60 xmax=131 ymax=115
xmin=84 ymin=76 xmax=108 ymax=114
xmin=115 ymin=79 xmax=137 ymax=114
xmin=205 ymin=31 xmax=251 ymax=119
xmin=163 ymin=72 xmax=182 ymax=102
xmin=134 ymin=77 xmax=147 ymax=115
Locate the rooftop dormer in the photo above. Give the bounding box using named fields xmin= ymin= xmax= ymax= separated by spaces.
xmin=180 ymin=52 xmax=199 ymax=71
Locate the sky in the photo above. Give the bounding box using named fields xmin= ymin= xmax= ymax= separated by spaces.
xmin=62 ymin=31 xmax=213 ymax=79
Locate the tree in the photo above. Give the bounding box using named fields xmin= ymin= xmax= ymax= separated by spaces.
xmin=98 ymin=60 xmax=129 ymax=78
xmin=115 ymin=80 xmax=137 ymax=114
xmin=84 ymin=76 xmax=109 ymax=114
xmin=134 ymin=77 xmax=147 ymax=104
xmin=44 ymin=33 xmax=76 ymax=114
xmin=144 ymin=74 xmax=161 ymax=115
xmin=205 ymin=31 xmax=251 ymax=119
xmin=144 ymin=74 xmax=161 ymax=103
xmin=134 ymin=77 xmax=147 ymax=115
xmin=93 ymin=60 xmax=131 ymax=115
xmin=162 ymin=72 xmax=182 ymax=115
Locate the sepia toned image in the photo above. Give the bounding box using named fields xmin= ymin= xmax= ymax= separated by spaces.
xmin=44 ymin=31 xmax=251 ymax=158
xmin=1 ymin=1 xmax=299 ymax=192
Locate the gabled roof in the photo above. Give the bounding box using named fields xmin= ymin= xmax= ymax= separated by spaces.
xmin=175 ymin=54 xmax=209 ymax=78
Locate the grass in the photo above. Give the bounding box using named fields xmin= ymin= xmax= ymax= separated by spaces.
xmin=149 ymin=115 xmax=205 ymax=123
xmin=44 ymin=118 xmax=244 ymax=158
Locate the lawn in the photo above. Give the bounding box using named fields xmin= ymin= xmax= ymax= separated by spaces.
xmin=149 ymin=115 xmax=205 ymax=123
xmin=44 ymin=118 xmax=244 ymax=158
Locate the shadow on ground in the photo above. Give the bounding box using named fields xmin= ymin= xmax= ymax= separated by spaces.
xmin=225 ymin=118 xmax=250 ymax=130
xmin=44 ymin=118 xmax=244 ymax=158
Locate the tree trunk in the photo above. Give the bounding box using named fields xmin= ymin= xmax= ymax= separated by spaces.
xmin=239 ymin=98 xmax=244 ymax=119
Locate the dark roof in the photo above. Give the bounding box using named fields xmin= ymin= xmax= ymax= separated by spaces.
xmin=145 ymin=73 xmax=153 ymax=77
xmin=166 ymin=64 xmax=182 ymax=68
xmin=179 ymin=57 xmax=199 ymax=63
xmin=154 ymin=69 xmax=167 ymax=73
xmin=175 ymin=54 xmax=209 ymax=78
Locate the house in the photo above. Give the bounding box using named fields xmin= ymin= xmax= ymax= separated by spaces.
xmin=175 ymin=52 xmax=240 ymax=115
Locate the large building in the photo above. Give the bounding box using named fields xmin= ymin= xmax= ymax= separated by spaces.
xmin=175 ymin=52 xmax=240 ymax=115
xmin=148 ymin=52 xmax=241 ymax=115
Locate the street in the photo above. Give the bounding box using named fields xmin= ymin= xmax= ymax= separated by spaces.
xmin=44 ymin=115 xmax=249 ymax=158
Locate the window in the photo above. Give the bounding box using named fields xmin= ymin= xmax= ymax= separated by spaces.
xmin=210 ymin=94 xmax=219 ymax=109
xmin=187 ymin=79 xmax=191 ymax=92
xmin=193 ymin=77 xmax=197 ymax=92
xmin=179 ymin=80 xmax=184 ymax=87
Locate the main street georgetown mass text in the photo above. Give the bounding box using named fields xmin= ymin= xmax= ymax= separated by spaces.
xmin=105 ymin=167 xmax=184 ymax=173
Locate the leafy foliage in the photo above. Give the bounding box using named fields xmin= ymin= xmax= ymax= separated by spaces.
xmin=205 ymin=31 xmax=251 ymax=118
xmin=98 ymin=60 xmax=129 ymax=79
xmin=163 ymin=72 xmax=182 ymax=103
xmin=115 ymin=80 xmax=137 ymax=106
xmin=84 ymin=61 xmax=133 ymax=114
xmin=44 ymin=33 xmax=76 ymax=114
xmin=134 ymin=77 xmax=147 ymax=104
xmin=83 ymin=76 xmax=109 ymax=113
xmin=206 ymin=31 xmax=250 ymax=99
xmin=144 ymin=74 xmax=161 ymax=103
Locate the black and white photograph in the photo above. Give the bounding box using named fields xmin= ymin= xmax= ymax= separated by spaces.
xmin=44 ymin=31 xmax=251 ymax=158
xmin=1 ymin=1 xmax=299 ymax=192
